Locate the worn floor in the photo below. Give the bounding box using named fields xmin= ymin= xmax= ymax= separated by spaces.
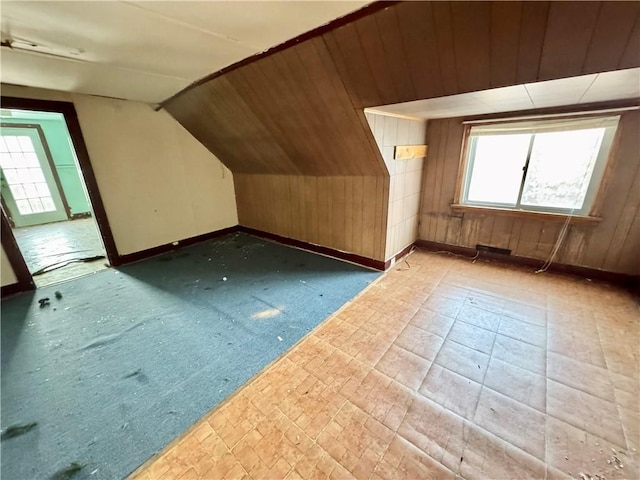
xmin=130 ymin=250 xmax=640 ymax=480
xmin=13 ymin=217 xmax=107 ymax=286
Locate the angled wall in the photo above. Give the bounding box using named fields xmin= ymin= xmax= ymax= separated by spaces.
xmin=164 ymin=1 xmax=640 ymax=264
xmin=1 ymin=84 xmax=238 ymax=257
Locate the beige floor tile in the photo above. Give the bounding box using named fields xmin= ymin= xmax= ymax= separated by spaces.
xmin=434 ymin=340 xmax=489 ymax=383
xmin=374 ymin=344 xmax=432 ymax=391
xmin=547 ymin=379 xmax=626 ymax=446
xmin=474 ymin=387 xmax=546 ymax=460
xmin=419 ymin=364 xmax=482 ymax=419
xmin=548 ymin=351 xmax=616 ymax=402
xmin=130 ymin=251 xmax=640 ymax=480
xmin=447 ymin=320 xmax=496 ymax=354
xmin=456 ymin=304 xmax=502 ymax=331
xmin=492 ymin=333 xmax=547 ymax=376
xmin=409 ymin=307 xmax=454 ymax=338
xmin=484 ymin=356 xmax=546 ymax=412
xmin=394 ymin=323 xmax=444 ymax=361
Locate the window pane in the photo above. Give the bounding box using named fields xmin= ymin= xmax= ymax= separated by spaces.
xmin=29 ymin=168 xmax=45 ymax=183
xmin=41 ymin=196 xmax=56 ymax=212
xmin=16 ymin=168 xmax=33 ymax=183
xmin=0 ymin=152 xmax=13 ymax=168
xmin=23 ymin=152 xmax=39 ymax=167
xmin=35 ymin=182 xmax=51 ymax=197
xmin=4 ymin=169 xmax=20 ymax=184
xmin=10 ymin=152 xmax=25 ymax=165
xmin=4 ymin=136 xmax=20 ymax=152
xmin=466 ymin=134 xmax=531 ymax=205
xmin=16 ymin=199 xmax=32 ymax=214
xmin=521 ymin=128 xmax=604 ymax=210
xmin=10 ymin=184 xmax=27 ymax=199
xmin=17 ymin=136 xmax=34 ymax=152
xmin=29 ymin=198 xmax=44 ymax=213
xmin=23 ymin=183 xmax=38 ymax=197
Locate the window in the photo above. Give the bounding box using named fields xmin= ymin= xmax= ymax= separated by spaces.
xmin=460 ymin=115 xmax=619 ymax=216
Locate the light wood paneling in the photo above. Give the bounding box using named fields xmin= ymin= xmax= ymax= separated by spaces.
xmin=419 ymin=111 xmax=640 ymax=275
xmin=234 ymin=174 xmax=388 ymax=261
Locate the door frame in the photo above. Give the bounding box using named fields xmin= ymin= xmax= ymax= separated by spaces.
xmin=1 ymin=122 xmax=72 ymax=224
xmin=1 ymin=96 xmax=119 ymax=296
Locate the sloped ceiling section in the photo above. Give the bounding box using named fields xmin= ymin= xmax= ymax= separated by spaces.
xmin=164 ymin=1 xmax=640 ymax=177
xmin=0 ymin=1 xmax=369 ymax=103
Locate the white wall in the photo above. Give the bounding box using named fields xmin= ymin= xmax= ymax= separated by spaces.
xmin=1 ymin=245 xmax=18 ymax=287
xmin=366 ymin=112 xmax=427 ymax=260
xmin=1 ymin=84 xmax=238 ymax=257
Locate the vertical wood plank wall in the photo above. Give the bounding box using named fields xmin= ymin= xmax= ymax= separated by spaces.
xmin=234 ymin=175 xmax=389 ymax=261
xmin=419 ymin=111 xmax=640 ymax=275
xmin=365 ymin=113 xmax=428 ymax=259
xmin=165 ymin=1 xmax=640 ymax=268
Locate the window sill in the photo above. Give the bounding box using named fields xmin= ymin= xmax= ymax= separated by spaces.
xmin=450 ymin=204 xmax=601 ymax=224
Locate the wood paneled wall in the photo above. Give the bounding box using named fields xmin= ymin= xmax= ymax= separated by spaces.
xmin=234 ymin=174 xmax=388 ymax=261
xmin=165 ymin=1 xmax=640 ymax=265
xmin=419 ymin=110 xmax=640 ymax=275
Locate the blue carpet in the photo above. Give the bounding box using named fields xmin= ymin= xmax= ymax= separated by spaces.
xmin=1 ymin=233 xmax=379 ymax=479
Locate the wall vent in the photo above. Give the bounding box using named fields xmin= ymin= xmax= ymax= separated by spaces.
xmin=476 ymin=244 xmax=511 ymax=256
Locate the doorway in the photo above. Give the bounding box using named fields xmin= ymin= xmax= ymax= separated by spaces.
xmin=0 ymin=101 xmax=116 ymax=289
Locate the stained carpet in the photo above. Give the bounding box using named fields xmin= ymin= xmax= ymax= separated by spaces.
xmin=1 ymin=232 xmax=380 ymax=479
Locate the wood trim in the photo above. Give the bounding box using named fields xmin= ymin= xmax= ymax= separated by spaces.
xmin=1 ymin=208 xmax=34 ymax=296
xmin=383 ymin=243 xmax=415 ymax=270
xmin=113 ymin=225 xmax=240 ymax=266
xmin=0 ymin=96 xmax=120 ymax=265
xmin=159 ymin=1 xmax=401 ymax=110
xmin=589 ymin=111 xmax=625 ymax=217
xmin=394 ymin=145 xmax=428 ymax=160
xmin=238 ymin=226 xmax=386 ymax=271
xmin=415 ymin=239 xmax=640 ymax=291
xmin=450 ymin=204 xmax=601 ymax=224
xmin=452 ymin=124 xmax=472 ymax=205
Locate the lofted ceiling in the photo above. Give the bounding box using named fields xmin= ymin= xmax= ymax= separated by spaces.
xmin=366 ymin=68 xmax=640 ymax=120
xmin=0 ymin=1 xmax=369 ymax=104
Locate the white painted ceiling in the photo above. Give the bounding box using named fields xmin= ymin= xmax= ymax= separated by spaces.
xmin=367 ymin=68 xmax=640 ymax=120
xmin=0 ymin=1 xmax=369 ymax=104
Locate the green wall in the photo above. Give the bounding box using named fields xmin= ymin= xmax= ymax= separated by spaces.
xmin=2 ymin=113 xmax=91 ymax=216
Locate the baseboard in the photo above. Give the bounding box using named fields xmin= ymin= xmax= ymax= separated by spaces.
xmin=415 ymin=239 xmax=640 ymax=290
xmin=238 ymin=226 xmax=386 ymax=271
xmin=1 ymin=279 xmax=35 ymax=298
xmin=112 ymin=225 xmax=240 ymax=267
xmin=384 ymin=244 xmax=416 ymax=270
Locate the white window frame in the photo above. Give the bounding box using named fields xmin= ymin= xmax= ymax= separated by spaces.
xmin=460 ymin=115 xmax=620 ymax=216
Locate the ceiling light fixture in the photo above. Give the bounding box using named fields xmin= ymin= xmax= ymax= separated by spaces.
xmin=1 ymin=36 xmax=85 ymax=61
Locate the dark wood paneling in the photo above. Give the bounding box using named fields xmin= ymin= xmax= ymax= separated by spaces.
xmin=394 ymin=2 xmax=444 ymax=100
xmin=538 ymin=2 xmax=602 ymax=80
xmin=431 ymin=3 xmax=459 ymax=96
xmin=451 ymin=1 xmax=492 ymax=93
xmin=416 ymin=239 xmax=640 ymax=291
xmin=164 ymin=1 xmax=639 ymax=265
xmin=323 ymin=24 xmax=382 ymax=109
xmin=583 ymin=2 xmax=640 ymax=73
xmin=620 ymin=16 xmax=640 ymax=70
xmin=516 ymin=2 xmax=550 ymax=84
xmin=490 ymin=2 xmax=522 ymax=88
xmin=419 ymin=110 xmax=640 ymax=275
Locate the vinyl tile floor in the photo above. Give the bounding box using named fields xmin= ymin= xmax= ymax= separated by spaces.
xmin=130 ymin=250 xmax=640 ymax=480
